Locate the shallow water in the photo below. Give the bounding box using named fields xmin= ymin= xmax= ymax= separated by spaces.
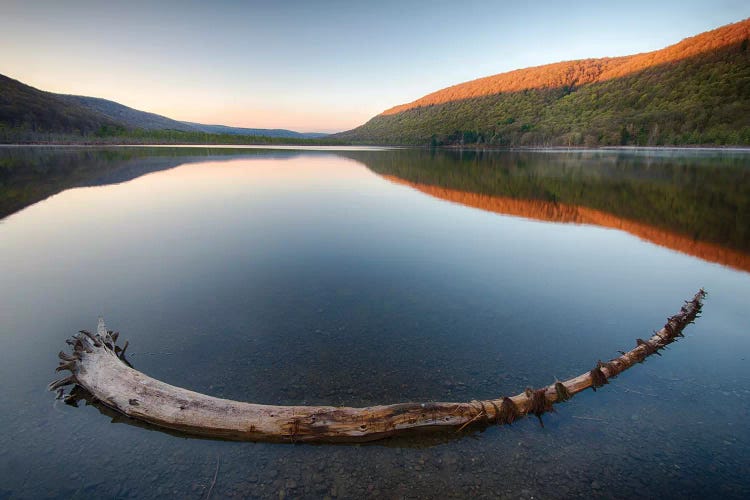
xmin=0 ymin=146 xmax=748 ymax=498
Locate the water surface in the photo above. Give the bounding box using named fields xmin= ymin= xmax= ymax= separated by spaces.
xmin=0 ymin=146 xmax=748 ymax=498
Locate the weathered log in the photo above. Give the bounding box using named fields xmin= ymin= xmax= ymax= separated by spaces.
xmin=50 ymin=290 xmax=706 ymax=443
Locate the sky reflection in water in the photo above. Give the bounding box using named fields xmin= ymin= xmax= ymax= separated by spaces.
xmin=0 ymin=147 xmax=748 ymax=498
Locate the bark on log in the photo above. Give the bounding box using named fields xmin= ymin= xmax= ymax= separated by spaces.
xmin=50 ymin=289 xmax=706 ymax=443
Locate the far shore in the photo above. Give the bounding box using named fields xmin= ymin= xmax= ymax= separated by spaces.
xmin=0 ymin=143 xmax=392 ymax=151
xmin=2 ymin=142 xmax=750 ymax=152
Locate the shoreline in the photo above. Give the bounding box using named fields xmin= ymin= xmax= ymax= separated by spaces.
xmin=2 ymin=142 xmax=750 ymax=152
xmin=436 ymin=144 xmax=750 ymax=153
xmin=0 ymin=143 xmax=392 ymax=151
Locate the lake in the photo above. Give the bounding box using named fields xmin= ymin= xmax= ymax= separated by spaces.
xmin=0 ymin=146 xmax=748 ymax=498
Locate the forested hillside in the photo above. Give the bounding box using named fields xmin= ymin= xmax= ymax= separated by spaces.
xmin=338 ymin=19 xmax=750 ymax=146
xmin=0 ymin=74 xmax=121 ymax=135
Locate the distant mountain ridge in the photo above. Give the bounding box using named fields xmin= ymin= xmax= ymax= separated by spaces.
xmin=56 ymin=93 xmax=196 ymax=132
xmin=338 ymin=18 xmax=750 ymax=146
xmin=179 ymin=121 xmax=328 ymax=139
xmin=0 ymin=74 xmax=327 ymax=140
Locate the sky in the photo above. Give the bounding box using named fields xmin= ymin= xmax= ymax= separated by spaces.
xmin=1 ymin=0 xmax=748 ymax=133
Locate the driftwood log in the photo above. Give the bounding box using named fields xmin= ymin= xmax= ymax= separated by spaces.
xmin=50 ymin=289 xmax=706 ymax=443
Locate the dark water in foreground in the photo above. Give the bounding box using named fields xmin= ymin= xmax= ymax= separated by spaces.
xmin=0 ymin=146 xmax=749 ymax=498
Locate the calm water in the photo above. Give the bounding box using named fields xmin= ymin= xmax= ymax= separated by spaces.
xmin=0 ymin=146 xmax=749 ymax=498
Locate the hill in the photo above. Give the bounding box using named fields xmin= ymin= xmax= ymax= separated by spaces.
xmin=0 ymin=74 xmax=121 ymax=135
xmin=0 ymin=74 xmax=328 ymax=142
xmin=56 ymin=94 xmax=197 ymax=132
xmin=337 ymin=19 xmax=750 ymax=146
xmin=53 ymin=96 xmax=329 ymax=138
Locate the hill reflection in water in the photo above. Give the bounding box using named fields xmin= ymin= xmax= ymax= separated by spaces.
xmin=345 ymin=148 xmax=750 ymax=273
xmin=382 ymin=175 xmax=750 ymax=273
xmin=2 ymin=146 xmax=748 ymax=272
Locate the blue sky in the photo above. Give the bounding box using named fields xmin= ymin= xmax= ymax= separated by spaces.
xmin=1 ymin=0 xmax=748 ymax=132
